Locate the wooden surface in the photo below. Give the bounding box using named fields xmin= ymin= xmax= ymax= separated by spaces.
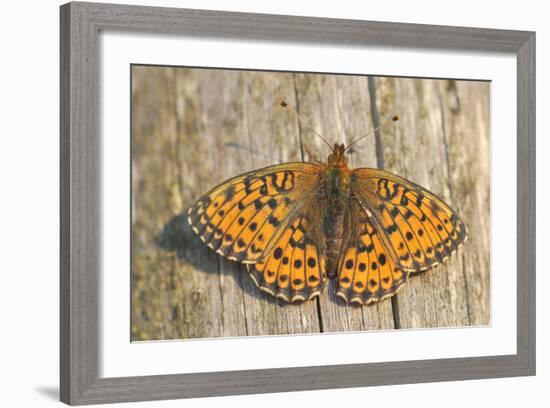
xmin=131 ymin=66 xmax=490 ymax=341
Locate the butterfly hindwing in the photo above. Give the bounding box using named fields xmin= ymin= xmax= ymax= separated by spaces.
xmin=187 ymin=162 xmax=321 ymax=263
xmin=350 ymin=168 xmax=468 ymax=273
xmin=248 ymin=211 xmax=328 ymax=302
xmin=336 ymin=199 xmax=408 ymax=305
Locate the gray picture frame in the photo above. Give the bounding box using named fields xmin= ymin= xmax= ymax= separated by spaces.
xmin=60 ymin=2 xmax=536 ymax=405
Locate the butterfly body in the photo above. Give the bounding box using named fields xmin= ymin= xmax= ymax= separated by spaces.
xmin=325 ymin=166 xmax=351 ymax=199
xmin=188 ymin=142 xmax=467 ymax=305
xmin=320 ymin=145 xmax=353 ymax=277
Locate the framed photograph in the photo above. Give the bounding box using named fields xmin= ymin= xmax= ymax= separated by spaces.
xmin=60 ymin=1 xmax=535 ymax=405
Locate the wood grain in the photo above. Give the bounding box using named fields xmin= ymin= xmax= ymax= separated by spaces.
xmin=131 ymin=66 xmax=490 ymax=340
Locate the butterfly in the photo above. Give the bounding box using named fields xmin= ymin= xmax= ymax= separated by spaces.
xmin=187 ymin=117 xmax=467 ymax=305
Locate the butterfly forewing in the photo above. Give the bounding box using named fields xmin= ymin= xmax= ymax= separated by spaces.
xmin=350 ymin=168 xmax=468 ymax=273
xmin=188 ymin=162 xmax=319 ymax=261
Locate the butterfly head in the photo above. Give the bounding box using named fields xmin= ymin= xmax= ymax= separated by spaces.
xmin=328 ymin=143 xmax=349 ymax=167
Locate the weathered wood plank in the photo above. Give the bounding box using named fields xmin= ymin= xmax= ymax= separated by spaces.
xmin=133 ymin=67 xmax=231 ymax=340
xmin=371 ymin=77 xmax=465 ymax=328
xmin=370 ymin=77 xmax=489 ymax=328
xmin=131 ymin=66 xmax=490 ymax=340
xmin=223 ymin=70 xmax=322 ymax=336
xmin=292 ymin=72 xmax=395 ymax=332
xmin=442 ymin=80 xmax=491 ymax=326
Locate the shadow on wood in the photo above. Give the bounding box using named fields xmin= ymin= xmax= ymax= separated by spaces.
xmin=156 ymin=210 xmax=282 ymax=305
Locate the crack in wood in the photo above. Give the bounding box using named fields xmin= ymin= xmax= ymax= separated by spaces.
xmin=438 ymin=83 xmax=473 ymax=326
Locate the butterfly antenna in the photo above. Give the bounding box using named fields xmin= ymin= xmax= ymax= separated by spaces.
xmin=345 ymin=114 xmax=400 ymax=152
xmin=278 ymin=99 xmax=334 ymax=151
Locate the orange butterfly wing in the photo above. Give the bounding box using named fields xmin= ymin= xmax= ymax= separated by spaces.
xmin=351 ymin=168 xmax=468 ymax=272
xmin=249 ymin=208 xmax=327 ymax=302
xmin=187 ymin=162 xmax=328 ymax=301
xmin=336 ymin=199 xmax=408 ymax=304
xmin=336 ymin=168 xmax=467 ymax=305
